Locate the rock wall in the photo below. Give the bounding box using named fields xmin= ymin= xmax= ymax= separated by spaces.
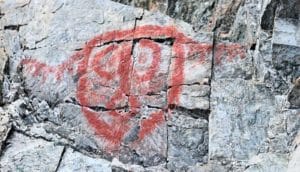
xmin=0 ymin=0 xmax=299 ymax=171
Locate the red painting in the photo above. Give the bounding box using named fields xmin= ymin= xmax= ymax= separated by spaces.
xmin=21 ymin=25 xmax=245 ymax=150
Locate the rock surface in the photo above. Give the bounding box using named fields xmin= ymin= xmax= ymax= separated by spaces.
xmin=58 ymin=148 xmax=112 ymax=172
xmin=0 ymin=133 xmax=64 ymax=171
xmin=0 ymin=0 xmax=299 ymax=171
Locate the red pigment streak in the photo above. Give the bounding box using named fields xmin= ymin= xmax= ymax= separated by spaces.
xmin=167 ymin=42 xmax=185 ymax=105
xmin=138 ymin=110 xmax=165 ymax=141
xmin=21 ymin=25 xmax=228 ymax=150
xmin=187 ymin=43 xmax=213 ymax=64
xmin=133 ymin=39 xmax=161 ymax=83
xmin=215 ymin=43 xmax=246 ymax=65
xmin=82 ymin=107 xmax=129 ymax=149
xmin=92 ymin=44 xmax=117 ymax=80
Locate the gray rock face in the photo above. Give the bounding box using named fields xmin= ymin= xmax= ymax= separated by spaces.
xmin=0 ymin=0 xmax=299 ymax=171
xmin=287 ymin=134 xmax=300 ymax=172
xmin=245 ymin=153 xmax=288 ymax=172
xmin=0 ymin=133 xmax=64 ymax=171
xmin=210 ymin=79 xmax=274 ymax=161
xmin=167 ymin=111 xmax=208 ymax=171
xmin=0 ymin=48 xmax=7 ymax=82
xmin=0 ymin=108 xmax=10 ymax=153
xmin=58 ymin=148 xmax=112 ymax=172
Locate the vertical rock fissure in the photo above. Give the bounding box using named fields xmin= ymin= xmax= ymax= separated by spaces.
xmin=54 ymin=146 xmax=66 ymax=172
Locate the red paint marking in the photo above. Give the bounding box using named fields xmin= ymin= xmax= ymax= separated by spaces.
xmin=21 ymin=25 xmax=229 ymax=151
xmin=138 ymin=110 xmax=165 ymax=141
xmin=133 ymin=39 xmax=161 ymax=83
xmin=187 ymin=43 xmax=213 ymax=64
xmin=82 ymin=107 xmax=129 ymax=148
xmin=92 ymin=44 xmax=117 ymax=80
xmin=215 ymin=43 xmax=246 ymax=65
xmin=167 ymin=42 xmax=185 ymax=105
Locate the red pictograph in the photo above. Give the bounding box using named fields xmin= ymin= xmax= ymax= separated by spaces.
xmin=21 ymin=25 xmax=246 ymax=150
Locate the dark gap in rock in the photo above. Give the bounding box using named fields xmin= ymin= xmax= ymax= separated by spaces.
xmin=85 ymin=105 xmax=131 ymax=112
xmin=145 ymin=91 xmax=161 ymax=96
xmin=212 ymin=19 xmax=222 ymax=32
xmin=136 ymin=9 xmax=144 ymax=21
xmin=112 ymin=0 xmax=133 ymax=6
xmin=168 ymin=105 xmax=210 ymax=120
xmin=209 ymin=31 xmax=216 ymax=115
xmin=150 ymin=38 xmax=174 ymax=46
xmin=250 ymin=43 xmax=256 ymax=50
xmin=86 ymin=106 xmax=111 ymax=112
xmin=73 ymin=48 xmax=83 ymax=51
xmin=95 ymin=37 xmax=174 ymax=49
xmin=54 ymin=146 xmax=66 ymax=172
xmin=168 ymin=104 xmax=176 ymax=110
xmin=166 ymin=0 xmax=177 ymax=17
xmin=112 ymin=166 xmax=128 ymax=172
xmin=52 ymin=3 xmax=64 ymax=14
xmin=209 ymin=1 xmax=215 ymax=12
xmin=17 ymin=68 xmax=32 ymax=99
xmin=95 ymin=39 xmax=131 ymax=48
xmin=16 ymin=0 xmax=31 ymax=8
xmin=13 ymin=127 xmax=53 ymax=142
xmin=146 ymin=105 xmax=163 ymax=110
xmin=165 ymin=106 xmax=169 ymax=167
xmin=4 ymin=24 xmax=27 ymax=31
xmin=261 ymin=0 xmax=279 ymax=31
xmin=0 ymin=12 xmax=4 ymax=19
xmin=35 ymin=36 xmax=48 ymax=44
xmin=288 ymin=78 xmax=300 ymax=109
xmin=20 ymin=42 xmax=31 ymax=51
xmin=4 ymin=25 xmax=20 ymax=31
xmin=131 ymin=39 xmax=138 ymax=56
xmin=167 ymin=82 xmax=208 ymax=90
xmin=1 ymin=53 xmax=10 ymax=105
xmin=0 ymin=126 xmax=14 ymax=157
xmin=3 ymin=56 xmax=9 ymax=77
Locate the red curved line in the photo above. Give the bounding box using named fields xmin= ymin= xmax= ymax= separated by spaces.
xmin=104 ymin=42 xmax=132 ymax=110
xmin=92 ymin=44 xmax=117 ymax=80
xmin=138 ymin=110 xmax=165 ymax=141
xmin=82 ymin=107 xmax=129 ymax=147
xmin=21 ymin=25 xmax=195 ymax=82
xmin=21 ymin=25 xmax=216 ymax=149
xmin=167 ymin=42 xmax=185 ymax=105
xmin=134 ymin=39 xmax=161 ymax=82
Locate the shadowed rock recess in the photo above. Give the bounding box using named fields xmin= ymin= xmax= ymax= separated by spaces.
xmin=0 ymin=0 xmax=299 ymax=171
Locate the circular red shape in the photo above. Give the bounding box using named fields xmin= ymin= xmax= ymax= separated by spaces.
xmin=21 ymin=25 xmax=215 ymax=150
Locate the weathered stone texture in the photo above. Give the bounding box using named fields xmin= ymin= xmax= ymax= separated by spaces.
xmin=0 ymin=133 xmax=64 ymax=171
xmin=0 ymin=108 xmax=10 ymax=153
xmin=58 ymin=148 xmax=112 ymax=172
xmin=167 ymin=111 xmax=208 ymax=171
xmin=287 ymin=134 xmax=300 ymax=172
xmin=0 ymin=0 xmax=299 ymax=171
